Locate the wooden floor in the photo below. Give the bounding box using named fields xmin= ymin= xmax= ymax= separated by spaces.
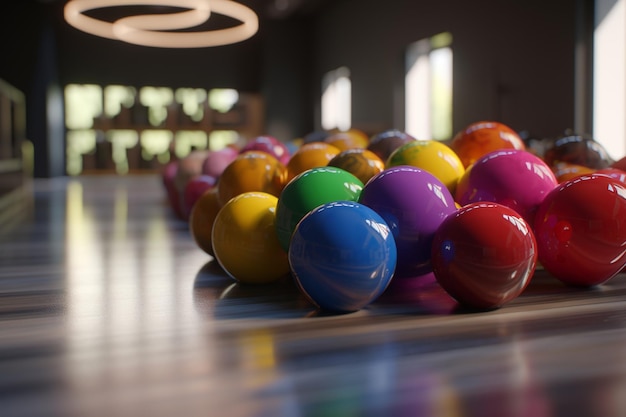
xmin=3 ymin=175 xmax=626 ymax=417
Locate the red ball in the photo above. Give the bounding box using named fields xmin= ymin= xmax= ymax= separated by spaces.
xmin=431 ymin=202 xmax=537 ymax=309
xmin=182 ymin=175 xmax=218 ymax=220
xmin=533 ymin=173 xmax=626 ymax=286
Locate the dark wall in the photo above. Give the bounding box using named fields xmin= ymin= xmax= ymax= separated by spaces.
xmin=311 ymin=0 xmax=578 ymax=138
xmin=0 ymin=0 xmax=584 ymax=176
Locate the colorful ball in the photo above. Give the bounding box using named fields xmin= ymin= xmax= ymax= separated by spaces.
xmin=551 ymin=162 xmax=596 ymax=183
xmin=450 ymin=121 xmax=525 ymax=168
xmin=275 ymin=166 xmax=364 ymax=251
xmin=543 ymin=135 xmax=612 ymax=169
xmin=289 ymin=201 xmax=397 ymax=312
xmin=533 ymin=174 xmax=626 ymax=286
xmin=202 ymin=146 xmax=239 ymax=179
xmin=324 ymin=129 xmax=369 ymax=151
xmin=431 ymin=202 xmax=537 ymax=310
xmin=182 ymin=174 xmax=217 ymax=220
xmin=455 ymin=149 xmax=558 ymax=225
xmin=212 ymin=192 xmax=290 ymax=284
xmin=327 ymin=148 xmax=385 ymax=185
xmin=240 ymin=135 xmax=291 ymax=166
xmin=285 ymin=142 xmax=341 ymax=181
xmin=367 ymin=129 xmax=417 ymax=162
xmin=189 ymin=188 xmax=222 ymax=257
xmin=162 ymin=160 xmax=185 ymax=220
xmin=216 ymin=151 xmax=288 ymax=206
xmin=386 ymin=140 xmax=465 ymax=195
xmin=359 ymin=166 xmax=457 ymax=278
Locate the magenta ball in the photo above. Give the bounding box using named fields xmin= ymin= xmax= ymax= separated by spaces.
xmin=359 ymin=166 xmax=457 ymax=278
xmin=432 ymin=202 xmax=537 ymax=310
xmin=182 ymin=174 xmax=218 ymax=220
xmin=455 ymin=149 xmax=558 ymax=225
xmin=202 ymin=147 xmax=239 ymax=179
xmin=240 ymin=136 xmax=291 ymax=165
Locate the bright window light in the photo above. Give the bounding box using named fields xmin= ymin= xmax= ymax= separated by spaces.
xmin=405 ymin=32 xmax=453 ymax=141
xmin=175 ymin=88 xmax=207 ymax=121
xmin=66 ymin=129 xmax=97 ymax=175
xmin=321 ymin=66 xmax=351 ymax=131
xmin=208 ymin=88 xmax=239 ymax=113
xmin=594 ymin=0 xmax=626 ymax=160
xmin=104 ymin=85 xmax=136 ymax=118
xmin=209 ymin=130 xmax=239 ymax=150
xmin=139 ymin=86 xmax=174 ymax=126
xmin=140 ymin=129 xmax=173 ymax=163
xmin=175 ymin=130 xmax=208 ymax=157
xmin=65 ymin=84 xmax=102 ymax=129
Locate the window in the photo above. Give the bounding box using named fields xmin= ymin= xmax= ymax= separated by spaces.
xmin=594 ymin=0 xmax=626 ymax=159
xmin=405 ymin=32 xmax=453 ymax=141
xmin=64 ymin=84 xmax=244 ymax=175
xmin=321 ymin=66 xmax=351 ymax=131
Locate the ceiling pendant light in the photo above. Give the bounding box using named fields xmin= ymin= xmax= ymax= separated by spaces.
xmin=64 ymin=0 xmax=259 ymax=48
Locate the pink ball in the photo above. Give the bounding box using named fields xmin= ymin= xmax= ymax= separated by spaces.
xmin=182 ymin=175 xmax=218 ymax=220
xmin=455 ymin=149 xmax=558 ymax=225
xmin=240 ymin=136 xmax=291 ymax=165
xmin=202 ymin=147 xmax=239 ymax=179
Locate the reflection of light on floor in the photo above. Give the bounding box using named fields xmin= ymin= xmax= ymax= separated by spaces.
xmin=61 ymin=176 xmax=220 ymax=410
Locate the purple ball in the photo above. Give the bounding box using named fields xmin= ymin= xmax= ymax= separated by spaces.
xmin=359 ymin=166 xmax=457 ymax=279
xmin=455 ymin=149 xmax=558 ymax=225
xmin=240 ymin=136 xmax=291 ymax=166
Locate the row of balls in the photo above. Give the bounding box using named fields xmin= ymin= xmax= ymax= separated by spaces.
xmin=162 ymin=122 xmax=626 ymax=312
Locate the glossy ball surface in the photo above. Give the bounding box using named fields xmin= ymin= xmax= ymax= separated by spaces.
xmin=432 ymin=202 xmax=537 ymax=309
xmin=367 ymin=129 xmax=417 ymax=162
xmin=455 ymin=149 xmax=558 ymax=225
xmin=324 ymin=129 xmax=369 ymax=151
xmin=216 ymin=151 xmax=288 ymax=206
xmin=285 ymin=142 xmax=341 ymax=181
xmin=240 ymin=135 xmax=291 ymax=166
xmin=359 ymin=166 xmax=457 ymax=278
xmin=289 ymin=201 xmax=397 ymax=312
xmin=212 ymin=192 xmax=290 ymax=284
xmin=202 ymin=146 xmax=239 ymax=179
xmin=450 ymin=121 xmax=525 ymax=168
xmin=275 ymin=166 xmax=364 ymax=251
xmin=387 ymin=140 xmax=465 ymax=195
xmin=328 ymin=148 xmax=385 ymax=185
xmin=533 ymin=174 xmax=626 ymax=286
xmin=543 ymin=135 xmax=612 ymax=169
xmin=182 ymin=174 xmax=217 ymax=220
xmin=551 ymin=162 xmax=596 ymax=183
xmin=189 ymin=188 xmax=222 ymax=256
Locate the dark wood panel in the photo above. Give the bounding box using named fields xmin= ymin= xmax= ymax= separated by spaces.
xmin=2 ymin=175 xmax=626 ymax=417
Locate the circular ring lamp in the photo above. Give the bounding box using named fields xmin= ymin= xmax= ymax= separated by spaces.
xmin=64 ymin=0 xmax=259 ymax=48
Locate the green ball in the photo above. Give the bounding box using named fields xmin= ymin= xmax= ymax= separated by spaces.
xmin=275 ymin=166 xmax=364 ymax=251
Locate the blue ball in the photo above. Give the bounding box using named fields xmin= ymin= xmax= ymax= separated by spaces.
xmin=289 ymin=201 xmax=397 ymax=312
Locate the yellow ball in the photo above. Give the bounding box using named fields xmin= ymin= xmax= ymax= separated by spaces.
xmin=212 ymin=192 xmax=290 ymax=284
xmin=387 ymin=140 xmax=465 ymax=195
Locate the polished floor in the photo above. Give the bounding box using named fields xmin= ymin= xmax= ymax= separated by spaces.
xmin=2 ymin=175 xmax=626 ymax=417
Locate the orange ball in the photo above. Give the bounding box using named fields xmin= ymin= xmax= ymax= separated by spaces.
xmin=189 ymin=188 xmax=222 ymax=257
xmin=286 ymin=142 xmax=341 ymax=181
xmin=217 ymin=151 xmax=288 ymax=206
xmin=325 ymin=129 xmax=369 ymax=150
xmin=328 ymin=148 xmax=385 ymax=184
xmin=552 ymin=162 xmax=596 ymax=183
xmin=450 ymin=121 xmax=525 ymax=168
